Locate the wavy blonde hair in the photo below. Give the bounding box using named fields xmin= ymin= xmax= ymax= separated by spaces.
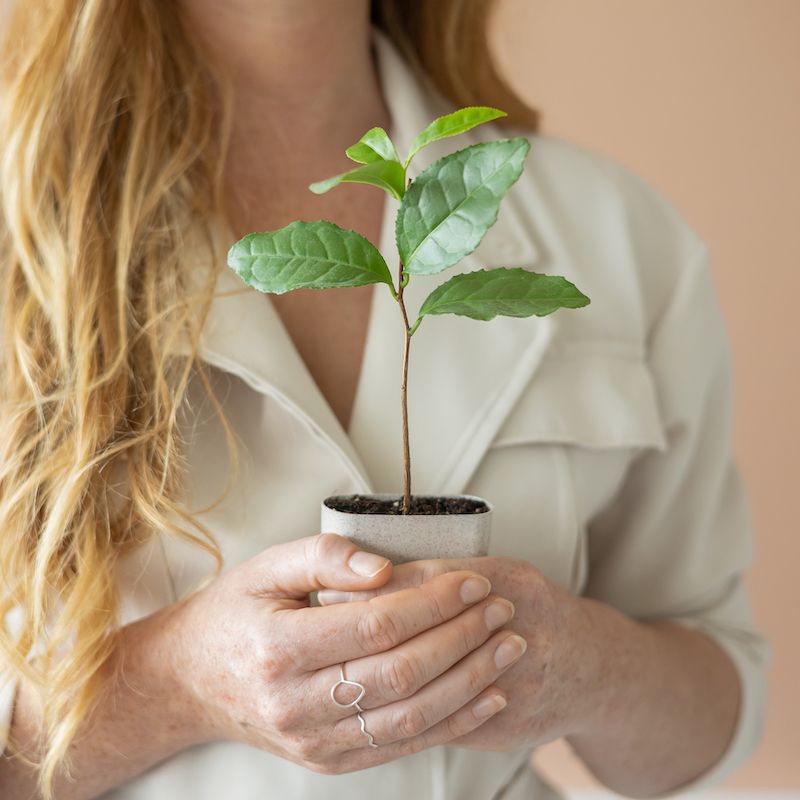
xmin=0 ymin=0 xmax=537 ymax=795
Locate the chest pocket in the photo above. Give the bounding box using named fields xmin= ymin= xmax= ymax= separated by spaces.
xmin=464 ymin=349 xmax=666 ymax=593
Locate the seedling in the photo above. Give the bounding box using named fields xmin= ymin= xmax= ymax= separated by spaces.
xmin=227 ymin=107 xmax=590 ymax=514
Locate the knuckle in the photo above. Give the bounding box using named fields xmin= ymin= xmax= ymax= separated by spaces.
xmin=444 ymin=711 xmax=466 ymax=740
xmin=425 ymin=588 xmax=448 ymax=626
xmin=379 ymin=652 xmax=424 ymax=699
xmin=456 ymin=618 xmax=477 ymax=654
xmin=518 ymin=558 xmax=547 ymax=593
xmin=398 ymin=733 xmax=427 ymax=757
xmin=498 ymin=556 xmax=532 ymax=580
xmin=505 ymin=556 xmax=529 ymax=571
xmin=292 ymin=735 xmax=323 ymax=763
xmin=255 ymin=640 xmax=291 ymax=684
xmin=310 ymin=532 xmax=345 ymax=564
xmin=356 ymin=607 xmax=402 ymax=652
xmin=467 ymin=665 xmax=486 ymax=695
xmin=262 ymin=697 xmax=299 ymax=734
xmin=418 ymin=560 xmax=446 ymax=584
xmin=527 ymin=571 xmax=550 ymax=601
xmin=393 ymin=704 xmax=429 ymax=739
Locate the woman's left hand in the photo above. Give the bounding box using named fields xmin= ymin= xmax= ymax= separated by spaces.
xmin=318 ymin=556 xmax=605 ymax=751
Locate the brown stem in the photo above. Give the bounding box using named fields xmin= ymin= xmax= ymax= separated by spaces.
xmin=397 ymin=260 xmax=412 ymax=514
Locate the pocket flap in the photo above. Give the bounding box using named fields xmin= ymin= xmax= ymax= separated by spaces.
xmin=492 ymin=348 xmax=667 ymax=451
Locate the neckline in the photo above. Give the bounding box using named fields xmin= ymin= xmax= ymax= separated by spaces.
xmin=257 ymin=45 xmax=400 ymax=457
xmin=261 ymin=179 xmax=397 ymax=458
xmin=342 ymin=41 xmax=399 ymax=437
xmin=185 ymin=28 xmax=550 ymax=498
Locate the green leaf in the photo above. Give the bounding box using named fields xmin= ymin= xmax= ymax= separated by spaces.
xmin=417 ymin=268 xmax=590 ymax=322
xmin=309 ymin=160 xmax=405 ymax=200
xmin=227 ymin=220 xmax=394 ymax=294
xmin=396 ymin=138 xmax=530 ymax=276
xmin=345 ymin=127 xmax=400 ymax=164
xmin=404 ymin=106 xmax=507 ymax=167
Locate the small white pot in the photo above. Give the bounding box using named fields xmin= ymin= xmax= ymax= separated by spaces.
xmin=320 ymin=494 xmax=492 ymax=564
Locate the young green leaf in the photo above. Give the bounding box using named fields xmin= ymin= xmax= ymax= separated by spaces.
xmin=346 ymin=127 xmax=400 ymax=164
xmin=397 ymin=138 xmax=530 ymax=276
xmin=416 ymin=268 xmax=590 ymax=324
xmin=404 ymin=106 xmax=507 ymax=167
xmin=309 ymin=160 xmax=406 ymax=200
xmin=227 ymin=220 xmax=394 ymax=294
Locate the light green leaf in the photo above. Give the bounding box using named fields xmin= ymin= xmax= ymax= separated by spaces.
xmin=309 ymin=160 xmax=405 ymax=200
xmin=227 ymin=220 xmax=394 ymax=294
xmin=417 ymin=268 xmax=590 ymax=323
xmin=404 ymin=106 xmax=507 ymax=167
xmin=396 ymin=138 xmax=530 ymax=276
xmin=346 ymin=127 xmax=400 ymax=164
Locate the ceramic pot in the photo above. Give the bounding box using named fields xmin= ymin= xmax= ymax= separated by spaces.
xmin=320 ymin=494 xmax=492 ymax=563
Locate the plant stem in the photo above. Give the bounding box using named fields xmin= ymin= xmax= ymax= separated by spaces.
xmin=396 ymin=260 xmax=412 ymax=514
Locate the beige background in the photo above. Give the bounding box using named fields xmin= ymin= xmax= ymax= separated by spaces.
xmin=492 ymin=0 xmax=799 ymax=791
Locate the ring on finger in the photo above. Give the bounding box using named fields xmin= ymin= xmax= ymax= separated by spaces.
xmin=330 ymin=663 xmax=367 ymax=712
xmin=330 ymin=663 xmax=378 ymax=748
xmin=356 ymin=710 xmax=378 ymax=748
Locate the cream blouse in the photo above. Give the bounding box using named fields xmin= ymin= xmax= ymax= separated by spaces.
xmin=0 ymin=28 xmax=768 ymax=800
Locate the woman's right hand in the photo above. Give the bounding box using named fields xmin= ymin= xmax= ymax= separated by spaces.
xmin=161 ymin=533 xmax=525 ymax=774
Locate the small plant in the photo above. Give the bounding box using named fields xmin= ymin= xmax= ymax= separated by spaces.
xmin=228 ymin=107 xmax=590 ymax=514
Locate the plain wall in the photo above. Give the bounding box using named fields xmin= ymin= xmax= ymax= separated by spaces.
xmin=493 ymin=0 xmax=799 ymax=790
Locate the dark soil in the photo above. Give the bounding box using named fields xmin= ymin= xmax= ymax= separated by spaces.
xmin=324 ymin=495 xmax=489 ymax=516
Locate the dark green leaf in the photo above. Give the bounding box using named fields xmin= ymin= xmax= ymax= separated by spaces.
xmin=227 ymin=221 xmax=394 ymax=294
xmin=309 ymin=160 xmax=405 ymax=200
xmin=396 ymin=138 xmax=530 ymax=276
xmin=404 ymin=106 xmax=507 ymax=167
xmin=417 ymin=268 xmax=590 ymax=322
xmin=345 ymin=127 xmax=400 ymax=164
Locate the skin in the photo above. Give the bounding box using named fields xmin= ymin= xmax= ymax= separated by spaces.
xmin=1 ymin=536 xmax=519 ymax=798
xmin=1 ymin=0 xmax=741 ymax=797
xmin=187 ymin=0 xmax=392 ymax=430
xmin=168 ymin=536 xmax=523 ymax=770
xmin=319 ymin=558 xmax=742 ymax=797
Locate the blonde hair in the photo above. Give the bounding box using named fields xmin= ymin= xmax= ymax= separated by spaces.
xmin=0 ymin=0 xmax=537 ymax=795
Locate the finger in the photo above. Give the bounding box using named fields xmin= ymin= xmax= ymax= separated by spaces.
xmin=271 ymin=570 xmax=492 ymax=671
xmin=317 ymin=558 xmax=475 ymax=605
xmin=337 ymin=687 xmax=507 ymax=772
xmin=315 ymin=595 xmax=515 ymax=718
xmin=333 ymin=631 xmax=526 ymax=750
xmin=246 ymin=533 xmax=393 ymax=600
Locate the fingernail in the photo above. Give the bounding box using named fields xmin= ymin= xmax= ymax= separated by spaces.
xmin=494 ymin=634 xmax=527 ymax=669
xmin=473 ymin=694 xmax=507 ymax=719
xmin=348 ymin=551 xmax=390 ymax=577
xmin=460 ymin=576 xmax=491 ymax=604
xmin=317 ymin=589 xmax=349 ymax=605
xmin=484 ymin=599 xmax=515 ymax=631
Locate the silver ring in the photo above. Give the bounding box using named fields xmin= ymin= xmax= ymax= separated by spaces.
xmin=330 ymin=663 xmax=378 ymax=748
xmin=356 ymin=711 xmax=378 ymax=748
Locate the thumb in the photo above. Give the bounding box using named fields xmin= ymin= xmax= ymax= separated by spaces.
xmin=251 ymin=533 xmax=392 ymax=599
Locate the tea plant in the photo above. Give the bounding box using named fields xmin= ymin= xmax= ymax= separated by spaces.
xmin=228 ymin=107 xmax=590 ymax=513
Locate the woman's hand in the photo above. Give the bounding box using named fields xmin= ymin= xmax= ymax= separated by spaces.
xmin=317 ymin=554 xmax=743 ymax=799
xmin=160 ymin=534 xmax=528 ymax=773
xmin=318 ymin=556 xmax=603 ymax=753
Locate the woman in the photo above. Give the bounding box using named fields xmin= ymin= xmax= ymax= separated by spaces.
xmin=0 ymin=1 xmax=768 ymax=798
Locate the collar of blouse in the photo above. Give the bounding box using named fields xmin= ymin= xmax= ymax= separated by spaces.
xmin=175 ymin=27 xmax=551 ymax=497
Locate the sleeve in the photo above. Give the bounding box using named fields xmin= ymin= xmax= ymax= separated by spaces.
xmin=583 ymin=242 xmax=769 ymax=792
